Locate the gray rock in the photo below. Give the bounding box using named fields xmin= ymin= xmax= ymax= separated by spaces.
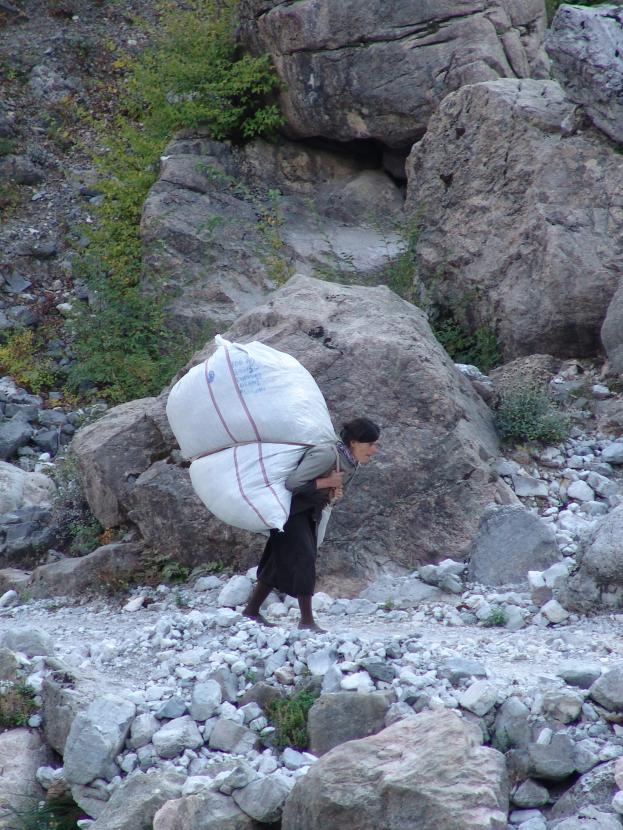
xmin=129 ymin=713 xmax=161 ymax=750
xmin=190 ymin=680 xmax=222 ymax=721
xmin=0 ymin=625 xmax=54 ymax=656
xmin=541 ymin=690 xmax=584 ymax=724
xmin=0 ymin=416 xmax=33 ymax=460
xmin=152 ymin=715 xmax=203 ymax=759
xmin=0 ymin=647 xmax=19 ymax=681
xmin=438 ymin=657 xmax=487 ymax=686
xmin=589 ymin=666 xmax=623 ymax=711
xmin=156 ymin=696 xmax=187 ymax=720
xmin=0 ymin=729 xmax=53 ymax=821
xmin=512 ymin=779 xmax=549 ymax=809
xmin=468 ymin=505 xmax=561 ymax=587
xmin=28 ymin=543 xmax=142 ymax=599
xmin=153 ymin=789 xmax=259 ymax=830
xmin=308 ymin=691 xmax=394 ymax=756
xmin=233 ymin=771 xmax=292 ymax=823
xmin=549 ymin=761 xmax=617 ymax=821
xmin=546 ymin=4 xmax=623 ymax=145
xmin=406 ymin=79 xmax=623 ymax=359
xmin=0 ymin=461 xmax=55 ymax=514
xmin=551 ymin=808 xmax=622 ymax=830
xmin=88 ymin=770 xmax=185 ymax=830
xmin=218 ymin=575 xmax=253 ymax=608
xmin=239 ymin=0 xmax=548 ymax=148
xmin=527 ymin=734 xmax=576 ymax=781
xmin=556 ymin=661 xmax=603 ymax=690
xmin=70 ymin=781 xmax=110 ymax=820
xmin=459 ymin=681 xmax=497 ymax=717
xmin=281 ymin=709 xmax=509 ymax=830
xmin=208 ymin=719 xmax=258 ymax=754
xmin=63 ymin=696 xmax=136 ymax=785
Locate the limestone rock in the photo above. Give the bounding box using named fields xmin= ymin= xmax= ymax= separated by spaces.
xmin=602 ymin=280 xmax=623 ymax=376
xmin=71 ymin=397 xmax=172 ymax=528
xmin=0 ymin=729 xmax=53 ymax=826
xmin=0 ymin=625 xmax=54 ymax=656
xmin=0 ymin=460 xmax=55 ymax=513
xmin=549 ymin=761 xmax=617 ymax=821
xmin=153 ymin=789 xmax=261 ymax=830
xmin=141 ymin=137 xmax=402 ymax=337
xmin=151 ymin=716 xmax=203 ymax=759
xmin=468 ymin=505 xmax=561 ymax=587
xmin=239 ymin=0 xmax=548 ymax=148
xmin=546 ymin=4 xmax=623 ymax=145
xmin=307 ymin=691 xmax=393 ymax=756
xmin=406 ymin=79 xmax=623 ymax=359
xmin=63 ymin=695 xmax=136 ymax=785
xmin=88 ymin=770 xmax=185 ymax=830
xmin=28 ymin=543 xmax=142 ymax=598
xmin=526 ymin=733 xmax=576 ymax=781
xmin=232 ymin=772 xmax=292 ymax=823
xmin=281 ymin=709 xmax=509 ymax=830
xmin=589 ymin=666 xmax=623 ymax=712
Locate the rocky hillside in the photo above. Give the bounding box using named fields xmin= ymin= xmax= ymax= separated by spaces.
xmin=1 ymin=1 xmax=623 ymax=829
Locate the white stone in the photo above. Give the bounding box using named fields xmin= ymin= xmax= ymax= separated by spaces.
xmin=190 ymin=680 xmax=222 ymax=721
xmin=340 ymin=671 xmax=375 ymax=693
xmin=566 ymin=480 xmax=594 ymax=502
xmin=459 ymin=681 xmax=497 ymax=716
xmin=541 ymin=600 xmax=569 ymax=624
xmin=602 ymin=443 xmax=623 ymax=465
xmin=123 ymin=596 xmax=146 ymax=612
xmin=217 ymin=575 xmax=253 ymax=608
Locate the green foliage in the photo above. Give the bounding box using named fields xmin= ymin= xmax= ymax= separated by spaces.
xmin=432 ymin=315 xmax=502 ymax=375
xmin=140 ymin=551 xmax=190 ymax=585
xmin=265 ymin=690 xmax=318 ymax=750
xmin=68 ymin=0 xmax=282 ymax=404
xmin=51 ymin=454 xmax=105 ymax=556
xmin=384 ymin=219 xmax=421 ymax=301
xmin=0 ymin=179 xmax=23 ymax=217
xmin=482 ymin=606 xmax=508 ymax=628
xmin=495 ymin=385 xmax=570 ymax=445
xmin=0 ymin=330 xmax=57 ymax=393
xmin=0 ymin=137 xmax=16 ymax=156
xmin=1 ymin=795 xmax=82 ymax=830
xmin=381 ymin=597 xmax=395 ymax=612
xmin=68 ymin=517 xmax=102 ymax=556
xmin=0 ymin=682 xmax=36 ymax=728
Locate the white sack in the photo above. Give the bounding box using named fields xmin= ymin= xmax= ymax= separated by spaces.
xmin=167 ymin=336 xmax=335 ymax=460
xmin=190 ymin=443 xmax=307 ymax=532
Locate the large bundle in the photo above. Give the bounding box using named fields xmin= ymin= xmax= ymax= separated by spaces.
xmin=167 ymin=336 xmax=335 ymax=532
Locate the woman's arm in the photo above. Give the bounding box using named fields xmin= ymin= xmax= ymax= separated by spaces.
xmin=285 ymin=444 xmax=341 ymax=493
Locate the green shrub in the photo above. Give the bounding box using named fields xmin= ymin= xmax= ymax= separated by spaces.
xmin=482 ymin=606 xmax=507 ymax=628
xmin=495 ymin=385 xmax=569 ymax=445
xmin=265 ymin=690 xmax=318 ymax=750
xmin=67 ymin=0 xmax=282 ymax=404
xmin=0 ymin=330 xmax=57 ymax=393
xmin=432 ymin=315 xmax=502 ymax=375
xmin=1 ymin=794 xmax=83 ymax=830
xmin=0 ymin=682 xmax=36 ymax=728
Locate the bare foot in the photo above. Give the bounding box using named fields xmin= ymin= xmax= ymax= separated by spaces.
xmin=243 ymin=611 xmax=275 ymax=627
xmin=298 ymin=621 xmax=327 ymax=633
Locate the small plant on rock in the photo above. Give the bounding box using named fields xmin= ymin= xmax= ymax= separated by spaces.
xmin=0 ymin=329 xmax=57 ymax=393
xmin=1 ymin=793 xmax=83 ymax=830
xmin=495 ymin=385 xmax=569 ymax=445
xmin=0 ymin=682 xmax=36 ymax=729
xmin=482 ymin=606 xmax=508 ymax=628
xmin=265 ymin=689 xmax=318 ymax=750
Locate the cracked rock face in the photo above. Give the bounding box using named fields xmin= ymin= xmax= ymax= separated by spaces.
xmin=546 ymin=4 xmax=623 ymax=146
xmin=406 ymin=78 xmax=623 ymax=360
xmin=238 ymin=0 xmax=549 ymax=148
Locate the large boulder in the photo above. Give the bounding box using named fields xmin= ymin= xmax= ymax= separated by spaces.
xmin=468 ymin=505 xmax=561 ymax=586
xmin=238 ymin=0 xmax=548 ymax=148
xmin=89 ymin=770 xmax=185 ymax=830
xmin=0 ymin=729 xmax=54 ymax=827
xmin=555 ymin=505 xmax=623 ymax=612
xmin=141 ymin=137 xmax=403 ymax=337
xmin=307 ymin=691 xmax=393 ymax=755
xmin=73 ymin=276 xmax=504 ymax=578
xmin=0 ymin=461 xmax=55 ymax=514
xmin=281 ymin=709 xmax=509 ymax=830
xmin=154 ymin=790 xmax=262 ymax=830
xmin=601 ymin=279 xmax=623 ymax=375
xmin=406 ymin=79 xmax=623 ymax=360
xmin=546 ymin=4 xmax=623 ymax=146
xmin=71 ymin=398 xmax=173 ymax=528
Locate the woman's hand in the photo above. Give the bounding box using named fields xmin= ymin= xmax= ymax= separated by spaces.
xmin=316 ymin=470 xmax=344 ymax=490
xmin=331 ymin=484 xmax=344 ymax=502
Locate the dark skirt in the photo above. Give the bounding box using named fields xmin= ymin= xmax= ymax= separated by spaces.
xmin=257 ymin=507 xmax=317 ymax=597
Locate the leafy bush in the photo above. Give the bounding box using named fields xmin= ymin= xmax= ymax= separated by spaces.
xmin=495 ymin=385 xmax=569 ymax=445
xmin=1 ymin=794 xmax=83 ymax=830
xmin=0 ymin=330 xmax=57 ymax=393
xmin=67 ymin=0 xmax=283 ymax=403
xmin=265 ymin=690 xmax=318 ymax=750
xmin=482 ymin=606 xmax=507 ymax=628
xmin=432 ymin=315 xmax=502 ymax=374
xmin=51 ymin=454 xmax=104 ymax=556
xmin=0 ymin=682 xmax=36 ymax=728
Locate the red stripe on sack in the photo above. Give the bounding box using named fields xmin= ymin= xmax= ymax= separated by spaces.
xmin=256 ymin=443 xmax=289 ymax=522
xmin=233 ymin=445 xmax=272 ymax=530
xmin=224 ymin=346 xmax=289 ymax=522
xmin=205 ymin=359 xmax=238 ymax=443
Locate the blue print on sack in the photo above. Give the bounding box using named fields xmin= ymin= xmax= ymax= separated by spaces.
xmin=233 ymin=354 xmax=265 ymax=394
xmin=207 ymin=370 xmax=215 ymax=384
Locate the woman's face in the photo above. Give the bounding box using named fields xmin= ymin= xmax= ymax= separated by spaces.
xmin=349 ymin=440 xmax=379 ymax=464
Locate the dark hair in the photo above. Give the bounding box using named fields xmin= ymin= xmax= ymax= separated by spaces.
xmin=340 ymin=417 xmax=380 ymax=445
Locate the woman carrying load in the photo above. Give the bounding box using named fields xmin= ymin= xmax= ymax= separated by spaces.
xmin=243 ymin=416 xmax=380 ymax=632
